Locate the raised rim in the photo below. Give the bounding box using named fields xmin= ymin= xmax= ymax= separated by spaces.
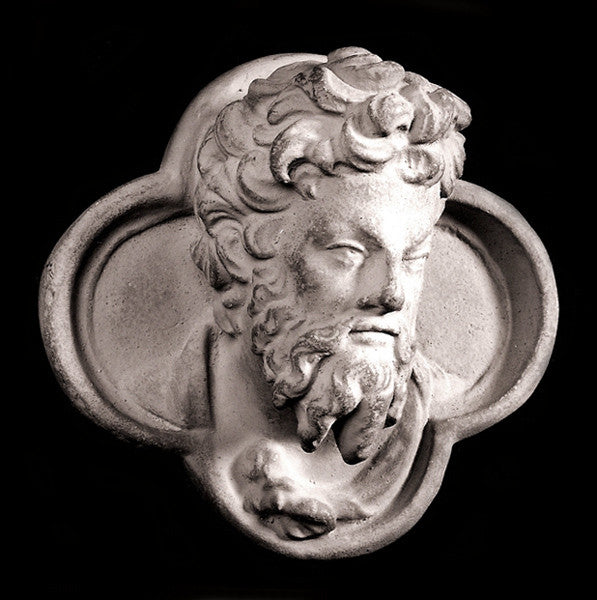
xmin=441 ymin=180 xmax=559 ymax=442
xmin=38 ymin=52 xmax=559 ymax=559
xmin=39 ymin=53 xmax=326 ymax=450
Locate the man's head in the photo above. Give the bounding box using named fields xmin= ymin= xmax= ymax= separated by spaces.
xmin=192 ymin=47 xmax=471 ymax=462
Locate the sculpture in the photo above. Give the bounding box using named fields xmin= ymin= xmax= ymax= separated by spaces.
xmin=39 ymin=47 xmax=558 ymax=558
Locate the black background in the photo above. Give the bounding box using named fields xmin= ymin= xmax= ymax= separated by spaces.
xmin=18 ymin=1 xmax=584 ymax=598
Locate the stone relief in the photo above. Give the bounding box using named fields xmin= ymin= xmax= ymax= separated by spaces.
xmin=39 ymin=47 xmax=558 ymax=558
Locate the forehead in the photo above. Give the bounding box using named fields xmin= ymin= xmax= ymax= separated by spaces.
xmin=290 ymin=170 xmax=443 ymax=246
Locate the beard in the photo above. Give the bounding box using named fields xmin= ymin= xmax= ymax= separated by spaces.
xmin=249 ymin=266 xmax=417 ymax=464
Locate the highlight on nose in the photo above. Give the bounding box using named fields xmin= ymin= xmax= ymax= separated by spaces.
xmin=357 ymin=279 xmax=405 ymax=312
xmin=355 ymin=250 xmax=407 ymax=312
xmin=379 ymin=284 xmax=405 ymax=311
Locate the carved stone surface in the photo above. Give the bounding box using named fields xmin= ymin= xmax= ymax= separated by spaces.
xmin=39 ymin=47 xmax=558 ymax=558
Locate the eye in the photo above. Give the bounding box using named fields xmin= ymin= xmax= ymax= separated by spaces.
xmin=403 ymin=237 xmax=432 ymax=272
xmin=403 ymin=252 xmax=429 ymax=271
xmin=325 ymin=241 xmax=368 ymax=268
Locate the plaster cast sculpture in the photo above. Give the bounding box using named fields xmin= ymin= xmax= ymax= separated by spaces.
xmin=39 ymin=47 xmax=558 ymax=558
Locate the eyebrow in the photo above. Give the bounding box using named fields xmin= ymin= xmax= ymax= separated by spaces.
xmin=409 ymin=228 xmax=435 ymax=249
xmin=308 ymin=217 xmax=434 ymax=251
xmin=355 ymin=223 xmax=435 ymax=252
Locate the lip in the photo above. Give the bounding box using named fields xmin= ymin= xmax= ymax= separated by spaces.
xmin=348 ymin=318 xmax=400 ymax=337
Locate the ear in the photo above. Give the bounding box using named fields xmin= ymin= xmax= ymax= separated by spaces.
xmin=416 ymin=180 xmax=558 ymax=440
xmin=38 ymin=52 xmax=327 ymax=452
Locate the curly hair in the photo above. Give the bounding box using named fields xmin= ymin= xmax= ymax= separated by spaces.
xmin=192 ymin=47 xmax=471 ymax=335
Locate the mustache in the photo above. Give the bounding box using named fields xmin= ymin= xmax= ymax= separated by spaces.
xmin=251 ymin=305 xmax=416 ymax=408
xmin=248 ymin=266 xmax=418 ymax=463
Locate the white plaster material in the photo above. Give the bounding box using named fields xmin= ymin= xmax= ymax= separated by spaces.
xmin=39 ymin=48 xmax=558 ymax=558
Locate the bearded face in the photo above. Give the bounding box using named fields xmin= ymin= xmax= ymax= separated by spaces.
xmin=249 ymin=269 xmax=418 ymax=463
xmin=242 ymin=171 xmax=442 ymax=464
xmin=192 ymin=48 xmax=466 ymax=469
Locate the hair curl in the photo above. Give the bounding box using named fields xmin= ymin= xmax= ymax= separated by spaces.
xmin=192 ymin=47 xmax=471 ymax=335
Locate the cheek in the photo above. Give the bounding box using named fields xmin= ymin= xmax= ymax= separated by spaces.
xmin=403 ymin=268 xmax=427 ymax=316
xmin=287 ymin=252 xmax=355 ymax=311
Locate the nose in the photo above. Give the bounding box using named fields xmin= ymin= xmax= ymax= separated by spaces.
xmin=357 ymin=254 xmax=405 ymax=312
xmin=378 ymin=283 xmax=405 ymax=311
